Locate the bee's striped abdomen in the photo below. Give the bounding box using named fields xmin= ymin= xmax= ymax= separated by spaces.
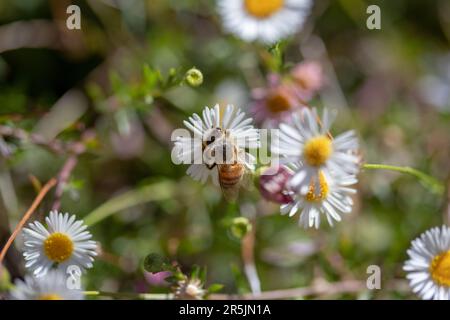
xmin=218 ymin=163 xmax=244 ymax=188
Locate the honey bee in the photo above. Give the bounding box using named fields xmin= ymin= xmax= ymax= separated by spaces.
xmin=217 ymin=138 xmax=251 ymax=202
xmin=202 ymin=128 xmax=251 ymax=202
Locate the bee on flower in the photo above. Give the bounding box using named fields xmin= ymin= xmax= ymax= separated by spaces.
xmin=10 ymin=270 xmax=84 ymax=300
xmin=174 ymin=104 xmax=260 ymax=201
xmin=22 ymin=211 xmax=97 ymax=277
xmin=404 ymin=225 xmax=450 ymax=300
xmin=217 ymin=0 xmax=313 ymax=44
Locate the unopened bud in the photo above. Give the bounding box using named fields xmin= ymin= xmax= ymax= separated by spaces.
xmin=185 ymin=68 xmax=203 ymax=87
xmin=259 ymin=166 xmax=294 ymax=204
xmin=230 ymin=217 xmax=252 ymax=239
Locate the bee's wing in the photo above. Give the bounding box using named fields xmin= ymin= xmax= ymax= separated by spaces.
xmin=236 ymin=149 xmax=254 ymax=191
xmin=240 ymin=167 xmax=254 ymax=191
xmin=220 ymin=184 xmax=240 ymax=203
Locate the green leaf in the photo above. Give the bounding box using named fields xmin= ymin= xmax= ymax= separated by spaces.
xmin=199 ymin=266 xmax=207 ymax=283
xmin=163 ymin=273 xmax=184 ymax=284
xmin=143 ymin=64 xmax=161 ymax=89
xmin=230 ymin=263 xmax=250 ymax=294
xmin=267 ymin=41 xmax=286 ymax=72
xmin=190 ymin=265 xmax=200 ymax=279
xmin=207 ymin=284 xmax=224 ymax=293
xmin=83 ymin=180 xmax=175 ymax=226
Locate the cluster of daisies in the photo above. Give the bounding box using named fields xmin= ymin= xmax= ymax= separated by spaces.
xmin=175 ymin=103 xmax=450 ymax=300
xmin=271 ymin=107 xmax=360 ymax=228
xmin=4 ymin=0 xmax=450 ymax=301
xmin=176 ymin=101 xmax=360 ymax=229
xmin=8 ymin=211 xmax=97 ymax=300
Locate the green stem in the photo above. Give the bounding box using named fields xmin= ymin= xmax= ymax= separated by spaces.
xmin=362 ymin=163 xmax=445 ymax=195
xmin=84 ymin=291 xmax=172 ymax=300
xmin=84 ymin=181 xmax=175 ymax=227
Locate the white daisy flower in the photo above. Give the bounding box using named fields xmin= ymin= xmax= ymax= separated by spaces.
xmin=217 ymin=0 xmax=312 ymax=44
xmin=280 ymin=166 xmax=357 ymax=228
xmin=272 ymin=107 xmax=360 ymax=193
xmin=174 ymin=277 xmax=206 ymax=300
xmin=22 ymin=211 xmax=97 ymax=277
xmin=404 ymin=226 xmax=450 ymax=300
xmin=174 ymin=104 xmax=259 ymax=185
xmin=10 ymin=270 xmax=84 ymax=300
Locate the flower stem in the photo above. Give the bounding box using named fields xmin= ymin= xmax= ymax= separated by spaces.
xmin=362 ymin=163 xmax=445 ymax=195
xmin=84 ymin=291 xmax=172 ymax=300
xmin=0 ymin=178 xmax=57 ymax=267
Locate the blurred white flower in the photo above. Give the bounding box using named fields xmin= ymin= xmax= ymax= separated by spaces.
xmin=174 ymin=104 xmax=259 ymax=185
xmin=174 ymin=277 xmax=205 ymax=300
xmin=217 ymin=0 xmax=312 ymax=44
xmin=23 ymin=211 xmax=97 ymax=277
xmin=404 ymin=225 xmax=450 ymax=300
xmin=10 ymin=270 xmax=83 ymax=300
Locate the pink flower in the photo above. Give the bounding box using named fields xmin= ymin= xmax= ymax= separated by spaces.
xmin=259 ymin=166 xmax=294 ymax=204
xmin=290 ymin=61 xmax=323 ymax=102
xmin=144 ymin=271 xmax=172 ymax=287
xmin=250 ymin=74 xmax=305 ymax=128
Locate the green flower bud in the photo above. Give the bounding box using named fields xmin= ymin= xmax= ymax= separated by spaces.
xmin=185 ymin=68 xmax=203 ymax=87
xmin=230 ymin=217 xmax=252 ymax=239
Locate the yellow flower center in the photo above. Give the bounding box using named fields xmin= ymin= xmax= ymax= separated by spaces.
xmin=266 ymin=91 xmax=292 ymax=113
xmin=303 ymin=135 xmax=333 ymax=167
xmin=39 ymin=294 xmax=63 ymax=300
xmin=430 ymin=250 xmax=450 ymax=287
xmin=43 ymin=232 xmax=74 ymax=263
xmin=245 ymin=0 xmax=284 ymax=18
xmin=305 ymin=171 xmax=329 ymax=202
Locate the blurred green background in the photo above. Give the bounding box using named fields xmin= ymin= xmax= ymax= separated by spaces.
xmin=0 ymin=0 xmax=449 ymax=299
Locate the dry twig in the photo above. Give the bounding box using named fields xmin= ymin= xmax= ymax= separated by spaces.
xmin=0 ymin=178 xmax=57 ymax=270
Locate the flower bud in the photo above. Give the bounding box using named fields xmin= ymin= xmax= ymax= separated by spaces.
xmin=259 ymin=166 xmax=294 ymax=204
xmin=185 ymin=68 xmax=203 ymax=87
xmin=144 ymin=271 xmax=172 ymax=287
xmin=230 ymin=217 xmax=252 ymax=239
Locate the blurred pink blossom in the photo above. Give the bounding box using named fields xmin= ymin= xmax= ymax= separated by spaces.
xmin=250 ymin=74 xmax=304 ymax=128
xmin=290 ymin=61 xmax=324 ymax=102
xmin=249 ymin=61 xmax=323 ymax=128
xmin=144 ymin=271 xmax=172 ymax=287
xmin=259 ymin=166 xmax=294 ymax=204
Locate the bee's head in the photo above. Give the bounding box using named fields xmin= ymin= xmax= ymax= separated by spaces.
xmin=203 ymin=127 xmax=223 ymax=146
